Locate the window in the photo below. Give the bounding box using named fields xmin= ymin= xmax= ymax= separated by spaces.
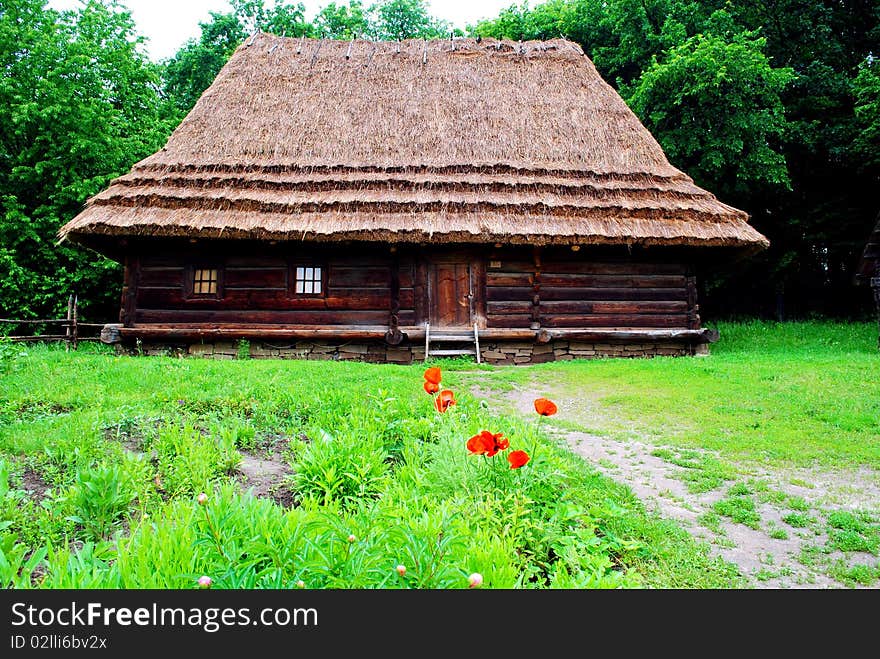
xmin=294 ymin=266 xmax=323 ymax=295
xmin=192 ymin=268 xmax=218 ymax=295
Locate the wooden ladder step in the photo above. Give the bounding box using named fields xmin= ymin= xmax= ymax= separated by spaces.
xmin=430 ymin=335 xmax=473 ymax=342
xmin=428 ymin=349 xmax=477 ymax=356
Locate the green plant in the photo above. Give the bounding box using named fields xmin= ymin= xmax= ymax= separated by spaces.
xmin=65 ymin=463 xmax=138 ymax=540
xmin=293 ymin=430 xmax=389 ymax=508
xmin=236 ymin=339 xmax=251 ymax=360
xmin=826 ymin=511 xmax=879 ymax=554
xmin=0 ymin=531 xmax=47 ymax=588
xmin=782 ymin=512 xmax=813 ymax=528
xmin=713 ymin=494 xmax=761 ymax=530
xmin=151 ymin=423 xmax=241 ymax=496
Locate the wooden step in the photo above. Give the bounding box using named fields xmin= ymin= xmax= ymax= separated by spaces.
xmin=430 ymin=334 xmax=475 ymax=342
xmin=428 ymin=349 xmax=477 ymax=356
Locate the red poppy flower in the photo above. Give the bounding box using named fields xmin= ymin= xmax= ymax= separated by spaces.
xmin=466 ymin=431 xmax=495 ymax=455
xmin=424 ymin=380 xmax=440 ymax=395
xmin=508 ymin=450 xmax=530 ymax=469
xmin=434 ymin=389 xmax=456 ymax=413
xmin=466 ymin=430 xmax=508 ymax=457
xmin=423 ymin=367 xmax=442 ymax=385
xmin=534 ymin=398 xmax=558 ymax=416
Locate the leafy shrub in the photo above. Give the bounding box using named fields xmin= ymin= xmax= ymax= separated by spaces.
xmin=151 ymin=423 xmax=241 ymax=496
xmin=65 ymin=463 xmax=138 ymax=540
xmin=292 ymin=430 xmax=389 ymax=508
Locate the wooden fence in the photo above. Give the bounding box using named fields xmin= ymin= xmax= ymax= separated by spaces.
xmin=0 ymin=295 xmax=106 ymax=350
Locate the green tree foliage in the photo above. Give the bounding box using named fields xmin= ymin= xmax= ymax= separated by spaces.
xmin=853 ymin=58 xmax=880 ymax=171
xmin=369 ymin=0 xmax=451 ymax=41
xmin=162 ymin=13 xmax=246 ymax=118
xmin=162 ymin=2 xmax=313 ymax=118
xmin=0 ymin=0 xmax=174 ymax=322
xmin=627 ymin=31 xmax=793 ymax=199
xmin=315 ymin=1 xmax=370 ymax=39
xmin=475 ymin=0 xmax=880 ymax=318
xmin=230 ymin=0 xmax=312 ymax=36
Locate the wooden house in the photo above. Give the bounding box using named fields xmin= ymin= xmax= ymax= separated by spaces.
xmin=58 ymin=36 xmax=769 ymax=364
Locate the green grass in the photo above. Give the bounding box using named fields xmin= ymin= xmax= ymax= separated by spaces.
xmin=782 ymin=512 xmax=814 ymax=528
xmin=0 ymin=340 xmax=741 ymax=589
xmin=497 ymin=320 xmax=880 ymax=469
xmin=649 ymin=447 xmax=736 ymax=493
xmin=2 ymin=320 xmax=876 ymax=589
xmin=713 ymin=493 xmax=762 ymax=530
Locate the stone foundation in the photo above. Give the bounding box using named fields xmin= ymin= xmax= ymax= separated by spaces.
xmin=120 ymin=337 xmax=708 ymax=363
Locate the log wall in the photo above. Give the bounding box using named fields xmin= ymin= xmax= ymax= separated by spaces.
xmin=129 ymin=243 xmax=415 ymax=327
xmin=121 ymin=241 xmax=699 ymax=349
xmin=485 ymin=248 xmax=694 ymax=329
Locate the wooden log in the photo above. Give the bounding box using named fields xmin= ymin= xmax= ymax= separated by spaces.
xmin=329 ymin=266 xmax=391 ymax=287
xmin=398 ymin=264 xmax=414 ymax=289
xmin=538 ymin=286 xmax=688 ymax=301
xmin=135 ymin=288 xmax=392 ymax=311
xmin=532 ymin=246 xmax=541 ymax=329
xmin=223 ymin=268 xmax=288 ymax=289
xmin=413 ymin=260 xmax=428 ymax=325
xmin=389 ymin=253 xmax=400 ymax=335
xmin=122 ymin=256 xmax=139 ymax=327
xmin=65 ymin=294 xmax=73 ymax=352
xmin=121 ymin=325 xmax=394 ymax=341
xmin=488 ymin=300 xmax=687 ymax=315
xmin=72 ymin=294 xmax=78 ymax=351
xmin=541 ymin=273 xmax=688 ymax=288
xmin=134 ymin=309 xmax=390 ymax=325
xmin=137 ymin=267 xmax=185 ymax=287
xmin=499 ymin=261 xmax=685 ymax=275
xmin=540 ymin=314 xmax=690 ymax=328
xmin=686 ymin=273 xmax=699 ymax=329
xmin=486 ymin=272 xmax=532 ymax=287
xmin=486 ymin=313 xmax=534 ymax=328
xmin=541 ymin=328 xmax=717 ymax=342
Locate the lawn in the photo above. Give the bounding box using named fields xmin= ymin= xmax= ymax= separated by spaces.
xmin=1 ymin=320 xmax=877 ymax=589
xmin=468 ymin=320 xmax=880 ymax=468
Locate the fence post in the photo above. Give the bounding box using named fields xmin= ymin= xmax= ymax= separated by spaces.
xmin=72 ymin=294 xmax=78 ymax=351
xmin=65 ymin=294 xmax=74 ymax=352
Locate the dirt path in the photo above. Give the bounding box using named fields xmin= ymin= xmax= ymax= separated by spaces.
xmin=468 ymin=379 xmax=880 ymax=589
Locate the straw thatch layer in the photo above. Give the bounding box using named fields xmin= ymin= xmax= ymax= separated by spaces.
xmin=59 ymin=35 xmax=768 ymax=249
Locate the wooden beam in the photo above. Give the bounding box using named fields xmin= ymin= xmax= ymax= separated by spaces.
xmin=531 ymin=246 xmax=541 ymax=330
xmin=117 ymin=325 xmax=719 ymax=344
xmin=685 ymin=268 xmax=699 ymax=329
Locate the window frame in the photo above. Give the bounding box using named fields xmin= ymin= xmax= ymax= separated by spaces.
xmin=185 ymin=264 xmax=223 ymax=300
xmin=290 ymin=263 xmax=326 ymax=298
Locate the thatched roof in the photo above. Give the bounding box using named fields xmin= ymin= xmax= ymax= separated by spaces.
xmin=59 ymin=35 xmax=769 ymax=250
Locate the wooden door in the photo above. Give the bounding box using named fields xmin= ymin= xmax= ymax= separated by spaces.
xmin=429 ymin=262 xmax=472 ymax=328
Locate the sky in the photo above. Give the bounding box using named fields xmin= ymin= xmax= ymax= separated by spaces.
xmin=45 ymin=0 xmax=516 ymax=61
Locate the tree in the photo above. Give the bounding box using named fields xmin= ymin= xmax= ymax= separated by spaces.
xmin=627 ymin=31 xmax=793 ymax=200
xmin=853 ymin=57 xmax=880 ymax=172
xmin=162 ymin=1 xmax=313 ymax=118
xmin=0 ymin=0 xmax=174 ymax=322
xmin=315 ymin=1 xmax=370 ymax=39
xmin=163 ymin=12 xmax=246 ymax=117
xmin=369 ymin=0 xmax=450 ymax=41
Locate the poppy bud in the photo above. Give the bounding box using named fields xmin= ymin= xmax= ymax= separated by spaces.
xmin=197 ymin=576 xmax=212 ymax=589
xmin=197 ymin=492 xmax=208 ymax=506
xmin=348 ymin=534 xmax=357 ymax=543
xmin=468 ymin=572 xmax=483 ymax=588
xmin=296 ymin=580 xmax=305 ymax=589
xmin=396 ymin=565 xmax=406 ymax=577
